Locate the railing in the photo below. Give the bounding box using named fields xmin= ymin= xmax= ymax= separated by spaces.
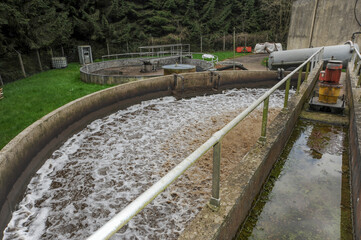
xmin=87 ymin=47 xmax=324 ymax=240
xmin=101 ymin=51 xmax=173 ymax=61
xmin=350 ymin=47 xmax=361 ymax=87
xmin=101 ymin=48 xmax=191 ymax=62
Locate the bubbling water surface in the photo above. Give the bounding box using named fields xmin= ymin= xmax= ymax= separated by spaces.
xmin=4 ymin=88 xmax=293 ymax=240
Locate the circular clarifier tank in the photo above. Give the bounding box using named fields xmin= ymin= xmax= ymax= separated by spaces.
xmin=162 ymin=64 xmax=196 ymax=75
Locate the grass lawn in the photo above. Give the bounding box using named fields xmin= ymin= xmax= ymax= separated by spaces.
xmin=192 ymin=51 xmax=250 ymax=62
xmin=0 ymin=63 xmax=111 ymax=150
xmin=0 ymin=51 xmax=250 ymax=150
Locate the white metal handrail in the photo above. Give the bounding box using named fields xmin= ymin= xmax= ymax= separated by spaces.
xmin=102 ymin=45 xmax=192 ymax=61
xmin=101 ymin=52 xmax=170 ymax=61
xmin=87 ymin=47 xmax=324 ymax=240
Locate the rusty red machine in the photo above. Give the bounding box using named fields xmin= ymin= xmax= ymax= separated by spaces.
xmin=309 ymin=60 xmax=345 ymax=113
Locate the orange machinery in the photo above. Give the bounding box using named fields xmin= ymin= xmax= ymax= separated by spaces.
xmin=318 ymin=60 xmax=343 ymax=104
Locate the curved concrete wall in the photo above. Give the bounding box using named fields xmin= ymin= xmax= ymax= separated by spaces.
xmin=80 ymin=57 xmax=213 ymax=85
xmin=0 ymin=70 xmax=303 ymax=237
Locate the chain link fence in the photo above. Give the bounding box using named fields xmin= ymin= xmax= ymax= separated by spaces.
xmin=0 ymin=32 xmax=274 ymax=83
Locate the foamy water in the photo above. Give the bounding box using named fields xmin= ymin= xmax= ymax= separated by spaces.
xmin=3 ymin=88 xmax=293 ymax=240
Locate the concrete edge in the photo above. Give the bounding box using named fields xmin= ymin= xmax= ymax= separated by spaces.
xmin=346 ymin=65 xmax=361 ymax=240
xmin=0 ymin=70 xmax=298 ymax=238
xmin=178 ymin=63 xmax=322 ymax=240
xmin=79 ymin=57 xmax=214 ymax=85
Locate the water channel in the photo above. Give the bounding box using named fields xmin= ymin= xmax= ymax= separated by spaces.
xmin=3 ymin=88 xmax=292 ymax=240
xmin=237 ymin=120 xmax=352 ymax=240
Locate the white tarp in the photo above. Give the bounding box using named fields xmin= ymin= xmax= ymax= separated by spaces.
xmin=254 ymin=42 xmax=283 ymax=53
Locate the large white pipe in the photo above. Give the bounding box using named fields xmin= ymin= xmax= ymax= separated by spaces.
xmin=268 ymin=43 xmax=359 ymax=70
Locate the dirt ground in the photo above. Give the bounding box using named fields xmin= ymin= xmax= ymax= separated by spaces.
xmin=162 ymin=109 xmax=281 ymax=207
xmin=216 ymin=53 xmax=269 ymax=71
xmin=233 ymin=53 xmax=269 ymax=71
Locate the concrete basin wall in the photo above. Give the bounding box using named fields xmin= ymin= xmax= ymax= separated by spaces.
xmin=0 ymin=70 xmax=300 ymax=237
xmin=80 ymin=57 xmax=213 ymax=85
xmin=179 ymin=63 xmax=323 ymax=239
xmin=346 ymin=65 xmax=361 ymax=239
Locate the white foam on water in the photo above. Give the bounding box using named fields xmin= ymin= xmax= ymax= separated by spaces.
xmin=3 ymin=88 xmax=293 ymax=240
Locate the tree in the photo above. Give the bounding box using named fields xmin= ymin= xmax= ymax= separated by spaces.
xmin=259 ymin=0 xmax=293 ymax=42
xmin=0 ymin=0 xmax=28 ymax=54
xmin=0 ymin=0 xmax=294 ymax=58
xmin=22 ymin=0 xmax=72 ymax=50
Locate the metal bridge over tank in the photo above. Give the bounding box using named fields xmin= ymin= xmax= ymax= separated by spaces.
xmin=101 ymin=43 xmax=191 ymax=62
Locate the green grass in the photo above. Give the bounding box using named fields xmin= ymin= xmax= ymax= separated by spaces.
xmin=262 ymin=57 xmax=269 ymax=67
xmin=0 ymin=63 xmax=111 ymax=150
xmin=0 ymin=51 xmax=252 ymax=150
xmin=192 ymin=51 xmax=251 ymax=62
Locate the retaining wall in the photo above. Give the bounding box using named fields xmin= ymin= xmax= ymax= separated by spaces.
xmin=287 ymin=0 xmax=361 ymax=49
xmin=346 ymin=65 xmax=361 ymax=240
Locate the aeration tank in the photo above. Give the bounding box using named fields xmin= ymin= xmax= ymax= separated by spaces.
xmin=268 ymin=43 xmax=359 ymax=70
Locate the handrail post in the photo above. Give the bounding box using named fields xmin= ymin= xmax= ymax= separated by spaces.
xmin=283 ymin=78 xmax=291 ymax=110
xmin=319 ymin=48 xmax=324 ymax=65
xmin=208 ymin=142 xmax=221 ymax=211
xmin=357 ymin=73 xmax=361 ymax=87
xmin=296 ymin=68 xmax=303 ymax=94
xmin=305 ymin=61 xmax=310 ymax=80
xmin=259 ymin=96 xmax=269 ymax=144
xmin=311 ymin=57 xmax=315 ymax=71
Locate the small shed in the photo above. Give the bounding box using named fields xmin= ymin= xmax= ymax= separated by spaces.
xmin=78 ymin=45 xmax=93 ymax=65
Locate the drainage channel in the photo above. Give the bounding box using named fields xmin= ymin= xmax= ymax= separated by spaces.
xmin=236 ymin=119 xmax=352 ymax=239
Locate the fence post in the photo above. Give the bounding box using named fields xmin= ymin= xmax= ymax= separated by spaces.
xmin=259 ymin=96 xmax=269 ymax=144
xmin=223 ymin=32 xmax=226 ymax=51
xmin=284 ymin=78 xmax=291 ymax=110
xmin=201 ymin=34 xmax=203 ymax=52
xmin=233 ymin=27 xmax=235 ymax=70
xmin=17 ymin=51 xmax=26 ymax=78
xmin=209 ymin=142 xmax=221 ymax=211
xmin=36 ymin=49 xmax=43 ymax=71
xmin=49 ymin=47 xmax=53 ymax=58
xmin=106 ymin=42 xmax=110 ymax=56
xmin=296 ymin=68 xmax=302 ymax=94
xmin=0 ymin=75 xmax=3 ymax=100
